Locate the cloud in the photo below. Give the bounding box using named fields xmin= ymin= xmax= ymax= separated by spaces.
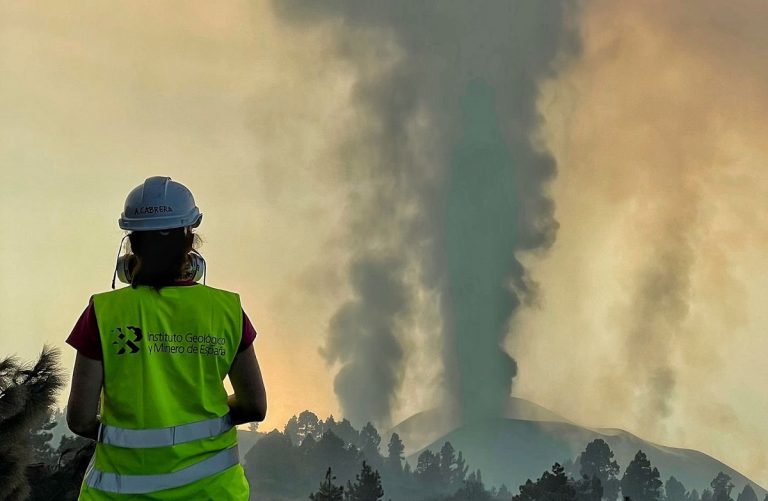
xmin=513 ymin=0 xmax=768 ymax=484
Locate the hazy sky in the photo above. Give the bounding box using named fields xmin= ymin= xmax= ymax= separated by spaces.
xmin=2 ymin=0 xmax=767 ymax=486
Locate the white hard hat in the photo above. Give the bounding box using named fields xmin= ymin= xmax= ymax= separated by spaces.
xmin=118 ymin=176 xmax=202 ymax=231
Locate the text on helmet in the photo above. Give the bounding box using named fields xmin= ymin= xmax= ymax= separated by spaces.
xmin=134 ymin=205 xmax=174 ymax=215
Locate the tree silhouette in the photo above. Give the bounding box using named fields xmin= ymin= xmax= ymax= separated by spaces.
xmin=285 ymin=414 xmax=300 ymax=444
xmin=29 ymin=411 xmax=58 ymax=465
xmin=449 ymin=470 xmax=492 ymax=501
xmin=310 ymin=467 xmax=345 ymax=501
xmin=440 ymin=442 xmax=457 ymax=483
xmin=710 ymin=472 xmax=734 ymax=501
xmin=244 ymin=430 xmax=300 ymax=496
xmin=0 ymin=347 xmax=64 ymax=501
xmin=620 ymin=450 xmax=662 ymax=501
xmin=575 ymin=474 xmax=603 ymax=501
xmin=665 ymin=476 xmax=688 ymax=501
xmin=323 ymin=415 xmax=337 ymax=436
xmin=345 ymin=461 xmax=384 ymax=501
xmin=493 ymin=484 xmax=512 ymax=500
xmin=386 ymin=433 xmax=405 ymax=475
xmin=513 ymin=463 xmax=576 ymax=501
xmin=330 ymin=418 xmax=360 ymax=447
xmin=580 ymin=439 xmax=620 ymax=501
xmin=736 ymin=484 xmax=758 ymax=501
xmin=300 ymin=434 xmax=318 ymax=455
xmin=298 ymin=410 xmax=322 ymax=443
xmin=358 ymin=422 xmax=382 ymax=466
xmin=415 ymin=449 xmax=441 ymax=487
xmin=687 ymin=489 xmax=701 ymax=501
xmin=28 ymin=433 xmax=94 ymax=501
xmin=436 ymin=441 xmax=468 ymax=487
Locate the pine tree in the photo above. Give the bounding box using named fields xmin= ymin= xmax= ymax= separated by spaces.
xmin=513 ymin=463 xmax=576 ymax=501
xmin=574 ymin=474 xmax=603 ymax=501
xmin=450 ymin=470 xmax=492 ymax=501
xmin=386 ymin=433 xmax=405 ymax=475
xmin=580 ymin=439 xmax=620 ymax=501
xmin=0 ymin=347 xmax=65 ymax=501
xmin=244 ymin=430 xmax=299 ymax=496
xmin=710 ymin=472 xmax=734 ymax=501
xmin=358 ymin=422 xmax=382 ymax=466
xmin=332 ymin=419 xmax=361 ymax=447
xmin=415 ymin=449 xmax=441 ymax=486
xmin=454 ymin=450 xmax=469 ymax=484
xmin=323 ymin=415 xmax=337 ymax=436
xmin=310 ymin=467 xmax=345 ymax=501
xmin=495 ymin=484 xmax=512 ymax=500
xmin=29 ymin=411 xmax=58 ymax=465
xmin=665 ymin=476 xmax=688 ymax=501
xmin=620 ymin=450 xmax=662 ymax=501
xmin=298 ymin=410 xmax=321 ymax=443
xmin=736 ymin=484 xmax=758 ymax=501
xmin=285 ymin=415 xmax=300 ymax=444
xmin=299 ymin=434 xmax=318 ymax=455
xmin=345 ymin=461 xmax=384 ymax=501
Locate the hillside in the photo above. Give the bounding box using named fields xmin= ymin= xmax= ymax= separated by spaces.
xmin=392 ymin=399 xmax=766 ymax=496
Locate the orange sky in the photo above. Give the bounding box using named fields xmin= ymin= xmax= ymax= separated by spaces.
xmin=2 ymin=0 xmax=767 ymax=486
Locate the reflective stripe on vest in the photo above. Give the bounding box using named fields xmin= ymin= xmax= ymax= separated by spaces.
xmin=99 ymin=414 xmax=233 ymax=448
xmin=85 ymin=445 xmax=239 ymax=494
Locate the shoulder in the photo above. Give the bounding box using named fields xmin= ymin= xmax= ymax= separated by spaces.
xmin=91 ymin=287 xmax=137 ymax=306
xmin=195 ymin=284 xmax=240 ymax=300
xmin=192 ymin=285 xmax=242 ymax=311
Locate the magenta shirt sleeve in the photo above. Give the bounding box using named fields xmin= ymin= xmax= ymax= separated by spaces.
xmin=238 ymin=311 xmax=257 ymax=352
xmin=67 ymin=300 xmax=257 ymax=357
xmin=66 ymin=300 xmax=103 ymax=361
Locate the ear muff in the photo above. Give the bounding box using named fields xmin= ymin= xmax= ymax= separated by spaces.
xmin=182 ymin=251 xmax=206 ymax=284
xmin=112 ymin=251 xmax=206 ymax=287
xmin=115 ymin=254 xmax=135 ymax=285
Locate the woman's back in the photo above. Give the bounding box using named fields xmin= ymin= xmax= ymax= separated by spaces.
xmin=94 ymin=284 xmax=242 ymax=428
xmin=67 ymin=177 xmax=265 ymax=500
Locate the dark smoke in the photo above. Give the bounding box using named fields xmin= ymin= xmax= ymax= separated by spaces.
xmin=323 ymin=256 xmax=409 ymax=427
xmin=275 ymin=1 xmax=577 ymax=426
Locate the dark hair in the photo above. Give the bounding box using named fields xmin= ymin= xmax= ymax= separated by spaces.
xmin=127 ymin=228 xmax=199 ymax=289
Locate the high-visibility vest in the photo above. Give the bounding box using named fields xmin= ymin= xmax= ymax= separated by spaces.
xmin=78 ymin=284 xmax=250 ymax=500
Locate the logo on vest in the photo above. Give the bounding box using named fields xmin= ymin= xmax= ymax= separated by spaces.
xmin=146 ymin=332 xmax=227 ymax=357
xmin=112 ymin=326 xmax=143 ymax=355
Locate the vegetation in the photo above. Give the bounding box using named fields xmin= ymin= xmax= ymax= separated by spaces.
xmin=3 ymin=348 xmax=762 ymax=501
xmin=620 ymin=450 xmax=663 ymax=501
xmin=0 ymin=347 xmax=66 ymax=501
xmin=579 ymin=438 xmax=620 ymax=501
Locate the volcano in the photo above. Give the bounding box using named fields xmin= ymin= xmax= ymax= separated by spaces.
xmin=389 ymin=397 xmax=766 ymax=496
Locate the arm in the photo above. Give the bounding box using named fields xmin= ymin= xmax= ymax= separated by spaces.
xmin=227 ymin=346 xmax=267 ymax=425
xmin=66 ymin=353 xmax=103 ymax=440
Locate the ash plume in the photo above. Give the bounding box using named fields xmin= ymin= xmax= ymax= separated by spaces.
xmin=274 ymin=1 xmax=577 ymax=425
xmin=323 ymin=256 xmax=410 ymax=428
xmin=624 ymin=220 xmax=696 ymax=430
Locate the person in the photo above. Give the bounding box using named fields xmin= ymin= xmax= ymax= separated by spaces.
xmin=66 ymin=176 xmax=266 ymax=500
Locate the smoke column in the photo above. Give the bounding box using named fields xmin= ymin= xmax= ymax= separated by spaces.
xmin=274 ymin=1 xmax=576 ymax=426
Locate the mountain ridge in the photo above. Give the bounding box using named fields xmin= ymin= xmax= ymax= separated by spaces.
xmin=390 ymin=398 xmax=766 ymax=496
